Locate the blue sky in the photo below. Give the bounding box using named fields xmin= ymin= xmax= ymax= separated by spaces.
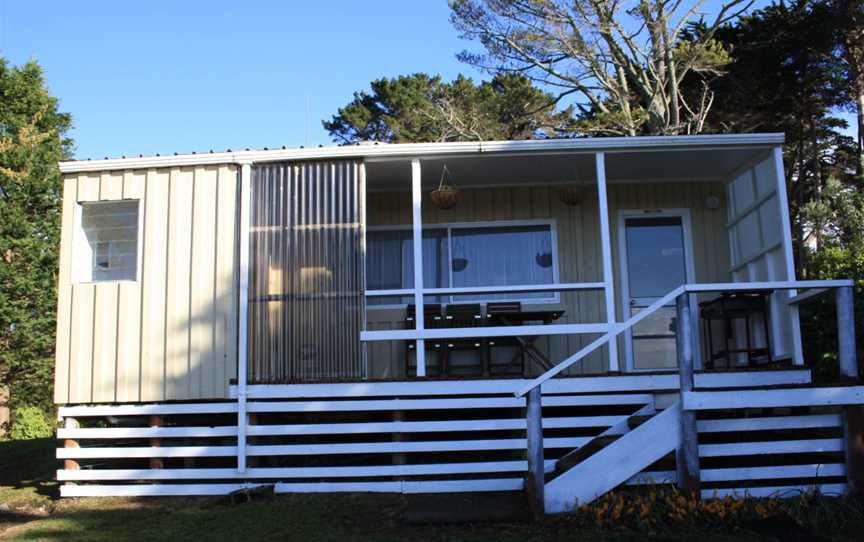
xmin=0 ymin=1 xmax=853 ymax=160
xmin=1 ymin=1 xmax=484 ymax=159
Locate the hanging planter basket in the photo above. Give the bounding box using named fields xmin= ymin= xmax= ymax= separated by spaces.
xmin=535 ymin=252 xmax=553 ymax=268
xmin=558 ymin=185 xmax=582 ymax=207
xmin=430 ymin=165 xmax=460 ymax=210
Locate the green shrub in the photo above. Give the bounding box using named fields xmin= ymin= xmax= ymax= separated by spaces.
xmin=9 ymin=406 xmax=54 ymax=440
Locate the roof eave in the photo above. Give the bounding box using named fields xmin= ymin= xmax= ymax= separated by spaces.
xmin=58 ymin=133 xmax=786 ymax=174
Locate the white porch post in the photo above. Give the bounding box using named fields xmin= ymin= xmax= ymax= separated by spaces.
xmin=411 ymin=158 xmax=426 ymax=377
xmin=772 ymin=147 xmax=804 ymax=365
xmin=236 ymin=161 xmax=252 ymax=472
xmin=595 ymin=152 xmax=619 ymax=372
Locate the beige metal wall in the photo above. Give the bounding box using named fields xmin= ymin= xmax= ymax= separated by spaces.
xmin=54 ymin=168 xmax=730 ymax=402
xmin=54 ymin=165 xmax=239 ymax=404
xmin=366 ymin=181 xmax=730 ymax=377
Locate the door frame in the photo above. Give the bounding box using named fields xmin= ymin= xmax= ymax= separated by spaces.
xmin=616 ymin=208 xmax=699 ymax=372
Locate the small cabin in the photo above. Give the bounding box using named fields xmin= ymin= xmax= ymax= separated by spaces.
xmin=53 ymin=134 xmax=863 ymax=512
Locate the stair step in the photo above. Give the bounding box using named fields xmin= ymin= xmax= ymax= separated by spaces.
xmin=403 ymin=492 xmax=530 ymax=525
xmin=545 ymin=402 xmax=683 ymax=513
xmin=627 ymin=415 xmax=654 ymax=429
xmin=547 ymin=435 xmax=620 ymax=481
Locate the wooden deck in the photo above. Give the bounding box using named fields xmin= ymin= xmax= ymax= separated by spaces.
xmin=55 ymin=368 xmax=860 ymax=502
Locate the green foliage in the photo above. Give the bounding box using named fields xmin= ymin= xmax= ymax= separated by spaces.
xmin=0 ymin=58 xmax=72 ymax=418
xmin=323 ymin=72 xmax=576 ymax=144
xmin=683 ymin=0 xmax=859 ymax=270
xmin=572 ymin=486 xmax=864 ymax=540
xmin=800 ymin=245 xmax=864 ymax=381
xmin=8 ymin=406 xmax=53 ymax=440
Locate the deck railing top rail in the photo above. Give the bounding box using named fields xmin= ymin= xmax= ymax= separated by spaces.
xmin=514 ymin=279 xmax=855 ymax=398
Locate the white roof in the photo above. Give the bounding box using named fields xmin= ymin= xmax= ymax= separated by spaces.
xmin=59 ymin=133 xmax=785 ymax=174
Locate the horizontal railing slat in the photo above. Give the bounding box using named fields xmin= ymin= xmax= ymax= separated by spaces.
xmin=700 ymin=463 xmax=846 ymax=482
xmin=57 ymin=446 xmax=238 ymax=459
xmin=247 ymin=416 xmax=625 ymax=436
xmin=58 ymin=460 xmax=558 ymax=481
xmin=697 ymin=414 xmax=841 ymax=433
xmin=58 ymin=426 xmax=238 ymax=439
xmin=248 ymin=437 xmax=591 ymax=456
xmin=685 ymin=387 xmax=864 ymax=410
xmin=246 ymin=395 xmax=652 ymax=413
xmin=58 ymin=402 xmax=238 ymax=417
xmin=234 ymin=371 xmax=811 ymax=400
xmin=699 ymin=438 xmax=844 ymax=457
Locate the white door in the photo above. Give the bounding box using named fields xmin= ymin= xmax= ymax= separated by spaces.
xmin=619 ymin=211 xmax=696 ymax=371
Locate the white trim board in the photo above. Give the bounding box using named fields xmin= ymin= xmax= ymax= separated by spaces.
xmin=245 ymin=394 xmax=652 ymax=413
xmin=683 ymin=386 xmax=864 ymax=410
xmin=227 ymin=369 xmax=810 ymax=399
xmin=59 ymin=478 xmax=528 ymax=497
xmin=58 ymin=460 xmax=559 ymax=481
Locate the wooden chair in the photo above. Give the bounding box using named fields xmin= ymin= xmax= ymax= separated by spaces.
xmin=404 ymin=304 xmax=444 ymax=377
xmin=486 ymin=301 xmax=527 ymax=376
xmin=442 ymin=303 xmax=486 ymax=376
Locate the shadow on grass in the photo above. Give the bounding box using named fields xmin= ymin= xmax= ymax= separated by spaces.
xmin=1 ymin=493 xmax=797 ymax=542
xmin=0 ymin=438 xmax=59 ymax=503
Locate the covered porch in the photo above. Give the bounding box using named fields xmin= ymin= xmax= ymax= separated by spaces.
xmin=55 ymin=134 xmax=863 ymax=502
xmin=242 ymin=134 xmax=801 ymax=384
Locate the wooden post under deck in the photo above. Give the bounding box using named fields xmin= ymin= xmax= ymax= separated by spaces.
xmin=526 ymin=386 xmax=544 ymax=517
xmin=676 ymin=294 xmax=700 ymax=494
xmin=63 ymin=417 xmax=80 ymax=471
xmin=837 ymin=286 xmax=863 ymax=493
xmin=837 ymin=286 xmax=857 ymax=380
xmin=149 ymin=415 xmax=164 ymax=469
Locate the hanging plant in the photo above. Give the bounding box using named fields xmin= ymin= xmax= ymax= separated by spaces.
xmin=558 ymin=185 xmax=582 ymax=206
xmin=535 ymin=252 xmax=553 ymax=268
xmin=430 ymin=165 xmax=460 ymax=210
xmin=452 ymin=234 xmax=468 ymax=272
xmin=535 ymin=236 xmax=553 ymax=268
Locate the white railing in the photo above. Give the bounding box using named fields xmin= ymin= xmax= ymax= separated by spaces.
xmin=362 ymin=282 xmax=609 ymax=342
xmin=522 ymin=278 xmax=857 ymax=514
xmin=515 ymin=279 xmax=855 ymax=399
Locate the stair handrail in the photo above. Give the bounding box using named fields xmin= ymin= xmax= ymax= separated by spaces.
xmin=514 ymin=279 xmax=856 ymax=398
xmin=514 ymin=285 xmax=686 ymax=398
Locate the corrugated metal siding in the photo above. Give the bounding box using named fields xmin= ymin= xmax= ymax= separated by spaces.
xmin=366 ymin=181 xmax=730 ymax=377
xmin=248 ymin=161 xmax=366 ymax=383
xmin=54 ymin=165 xmax=239 ymax=404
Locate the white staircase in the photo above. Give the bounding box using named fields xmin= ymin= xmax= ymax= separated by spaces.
xmin=544 ymin=401 xmax=682 ymax=513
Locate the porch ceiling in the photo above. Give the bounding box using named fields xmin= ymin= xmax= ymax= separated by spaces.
xmin=366 ymin=146 xmax=767 ymax=190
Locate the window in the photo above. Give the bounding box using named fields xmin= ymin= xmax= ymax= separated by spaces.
xmin=366 ymin=222 xmax=557 ymax=304
xmin=75 ymin=201 xmax=140 ymax=282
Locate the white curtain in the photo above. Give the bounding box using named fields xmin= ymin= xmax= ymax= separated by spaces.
xmin=451 ymin=225 xmax=553 ymax=301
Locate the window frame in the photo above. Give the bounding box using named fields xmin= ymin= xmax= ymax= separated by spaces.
xmin=72 ymin=199 xmax=144 ymax=284
xmin=365 ymin=219 xmax=561 ymax=308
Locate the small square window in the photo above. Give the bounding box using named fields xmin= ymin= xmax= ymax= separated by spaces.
xmin=75 ymin=201 xmax=140 ymax=282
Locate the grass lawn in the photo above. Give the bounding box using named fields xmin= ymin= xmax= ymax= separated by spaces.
xmin=1 ymin=438 xmax=862 ymax=542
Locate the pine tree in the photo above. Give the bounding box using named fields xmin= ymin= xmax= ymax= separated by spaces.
xmin=324 ymin=73 xmax=576 ymax=144
xmin=0 ymin=58 xmax=73 ymax=430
